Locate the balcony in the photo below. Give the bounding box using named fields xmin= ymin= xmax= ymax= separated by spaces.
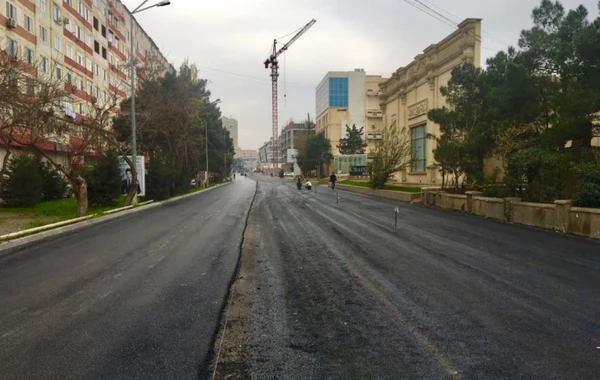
xmin=366 ymin=110 xmax=383 ymax=118
xmin=367 ymin=131 xmax=383 ymax=140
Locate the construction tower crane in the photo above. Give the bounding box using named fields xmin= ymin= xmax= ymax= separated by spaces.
xmin=264 ymin=19 xmax=316 ymax=171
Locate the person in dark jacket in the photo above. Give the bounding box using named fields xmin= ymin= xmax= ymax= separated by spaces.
xmin=329 ymin=172 xmax=337 ymax=190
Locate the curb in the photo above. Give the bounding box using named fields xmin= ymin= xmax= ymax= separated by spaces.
xmin=0 ymin=183 xmax=230 ymax=257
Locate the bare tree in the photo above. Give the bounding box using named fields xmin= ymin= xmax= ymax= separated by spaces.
xmin=368 ymin=122 xmax=413 ymax=189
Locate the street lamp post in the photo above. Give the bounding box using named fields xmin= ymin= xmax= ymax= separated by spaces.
xmin=205 ymin=98 xmax=221 ymax=187
xmin=129 ymin=0 xmax=170 ymax=200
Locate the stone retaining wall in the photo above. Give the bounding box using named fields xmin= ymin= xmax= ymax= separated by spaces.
xmin=423 ymin=190 xmax=599 ymax=240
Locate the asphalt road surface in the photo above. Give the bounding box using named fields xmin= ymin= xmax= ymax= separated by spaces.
xmin=213 ymin=175 xmax=600 ymax=380
xmin=0 ymin=179 xmax=256 ymax=380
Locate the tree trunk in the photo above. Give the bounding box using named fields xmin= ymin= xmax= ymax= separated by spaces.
xmin=122 ymin=162 xmax=138 ymax=207
xmin=0 ymin=148 xmax=12 ymax=195
xmin=123 ymin=176 xmax=138 ymax=206
xmin=72 ymin=177 xmax=88 ymax=217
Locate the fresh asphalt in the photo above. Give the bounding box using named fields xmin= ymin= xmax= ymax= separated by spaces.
xmin=1 ymin=173 xmax=599 ymax=380
xmin=0 ymin=178 xmax=256 ymax=380
xmin=234 ymin=175 xmax=600 ymax=380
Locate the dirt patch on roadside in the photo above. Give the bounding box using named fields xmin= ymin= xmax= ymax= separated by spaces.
xmin=208 ymin=208 xmax=257 ymax=379
xmin=0 ymin=212 xmax=59 ymax=236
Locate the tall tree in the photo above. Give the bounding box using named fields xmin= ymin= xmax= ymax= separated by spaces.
xmin=337 ymin=124 xmax=367 ymax=155
xmin=518 ymin=0 xmax=600 ymax=148
xmin=368 ymin=123 xmax=412 ymax=189
xmin=427 ymin=62 xmax=488 ymax=187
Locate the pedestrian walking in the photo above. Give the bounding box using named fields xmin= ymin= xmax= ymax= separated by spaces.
xmin=329 ymin=172 xmax=337 ymax=190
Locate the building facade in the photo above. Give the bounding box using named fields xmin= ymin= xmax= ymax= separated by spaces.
xmin=258 ymin=138 xmax=273 ymax=169
xmin=221 ymin=116 xmax=239 ymax=153
xmin=237 ymin=148 xmax=257 ymax=160
xmin=279 ymin=121 xmax=308 ymax=169
xmin=315 ymin=69 xmax=387 ymax=174
xmin=0 ymin=0 xmax=170 ymax=164
xmin=379 ymin=18 xmax=482 ymax=184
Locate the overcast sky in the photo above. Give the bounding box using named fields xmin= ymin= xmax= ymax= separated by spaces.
xmin=126 ymin=0 xmax=598 ymax=151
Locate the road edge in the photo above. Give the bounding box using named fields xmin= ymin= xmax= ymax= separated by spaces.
xmin=0 ymin=183 xmax=230 ymax=258
xmin=199 ymin=180 xmax=258 ymax=380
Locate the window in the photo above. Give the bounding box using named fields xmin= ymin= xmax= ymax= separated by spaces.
xmin=93 ymin=17 xmax=98 ymax=30
xmin=40 ymin=56 xmax=48 ymax=73
xmin=54 ymin=36 xmax=62 ymax=52
xmin=85 ymin=58 xmax=92 ymax=71
xmin=328 ymin=77 xmax=349 ymax=107
xmin=411 ymin=125 xmax=426 ymax=172
xmin=108 ymin=30 xmax=113 ymax=42
xmin=101 ymin=25 xmax=106 ymax=38
xmin=77 ymin=0 xmax=83 ymax=14
xmin=65 ymin=18 xmax=71 ymax=32
xmin=55 ymin=63 xmax=63 ymax=79
xmin=66 ymin=71 xmax=72 ymax=84
xmin=94 ymin=40 xmax=100 ymax=54
xmin=75 ymin=75 xmax=82 ymax=90
xmin=102 ymin=47 xmax=107 ymax=59
xmin=24 ymin=47 xmax=34 ymax=64
xmin=76 ymin=26 xmax=82 ymax=40
xmin=52 ymin=3 xmax=60 ymax=22
xmin=109 ymin=53 xmax=113 ymax=64
xmin=85 ymin=34 xmax=92 ymax=47
xmin=24 ymin=14 xmax=33 ymax=32
xmin=6 ymin=2 xmax=17 ymax=19
xmin=38 ymin=0 xmax=47 ymax=13
xmin=87 ymin=82 xmax=92 ymax=95
xmin=84 ymin=7 xmax=89 ymax=21
xmin=66 ymin=43 xmax=73 ymax=58
xmin=76 ymin=51 xmax=83 ymax=65
xmin=94 ymin=64 xmax=99 ymax=76
xmin=39 ymin=25 xmax=48 ymax=43
xmin=6 ymin=37 xmax=18 ymax=57
xmin=102 ymin=69 xmax=107 ymax=81
xmin=26 ymin=77 xmax=35 ymax=95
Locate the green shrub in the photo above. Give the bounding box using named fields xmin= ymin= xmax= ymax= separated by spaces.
xmin=86 ymin=151 xmax=122 ymax=207
xmin=572 ymin=162 xmax=600 ymax=208
xmin=145 ymin=159 xmax=173 ymax=201
xmin=3 ymin=153 xmax=43 ymax=207
xmin=38 ymin=160 xmax=68 ymax=201
xmin=503 ymin=147 xmax=571 ymax=202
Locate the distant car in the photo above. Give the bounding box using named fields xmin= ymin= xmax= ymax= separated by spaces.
xmin=284 ymin=172 xmax=294 ymax=177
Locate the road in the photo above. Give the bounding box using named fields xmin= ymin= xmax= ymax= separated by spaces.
xmin=213 ymin=175 xmax=600 ymax=380
xmin=0 ymin=179 xmax=256 ymax=380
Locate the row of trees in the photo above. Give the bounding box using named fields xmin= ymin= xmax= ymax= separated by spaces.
xmin=426 ymin=0 xmax=600 ymax=206
xmin=0 ymin=50 xmax=230 ymax=216
xmin=113 ymin=60 xmax=233 ymax=201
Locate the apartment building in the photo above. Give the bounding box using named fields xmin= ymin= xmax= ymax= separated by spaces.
xmin=258 ymin=138 xmax=273 ymax=169
xmin=221 ymin=116 xmax=239 ymax=153
xmin=315 ymin=69 xmax=386 ymax=173
xmin=0 ymin=0 xmax=170 ymax=163
xmin=379 ymin=18 xmax=481 ymax=184
xmin=278 ymin=120 xmax=308 ymax=170
xmin=237 ymin=148 xmax=257 ymax=161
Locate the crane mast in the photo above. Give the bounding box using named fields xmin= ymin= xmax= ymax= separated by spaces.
xmin=264 ymin=19 xmax=316 ymax=172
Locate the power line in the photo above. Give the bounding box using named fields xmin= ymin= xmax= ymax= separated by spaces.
xmin=195 ymin=65 xmax=314 ymax=88
xmin=415 ymin=0 xmax=514 ymax=48
xmin=403 ymin=0 xmax=513 ymax=52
